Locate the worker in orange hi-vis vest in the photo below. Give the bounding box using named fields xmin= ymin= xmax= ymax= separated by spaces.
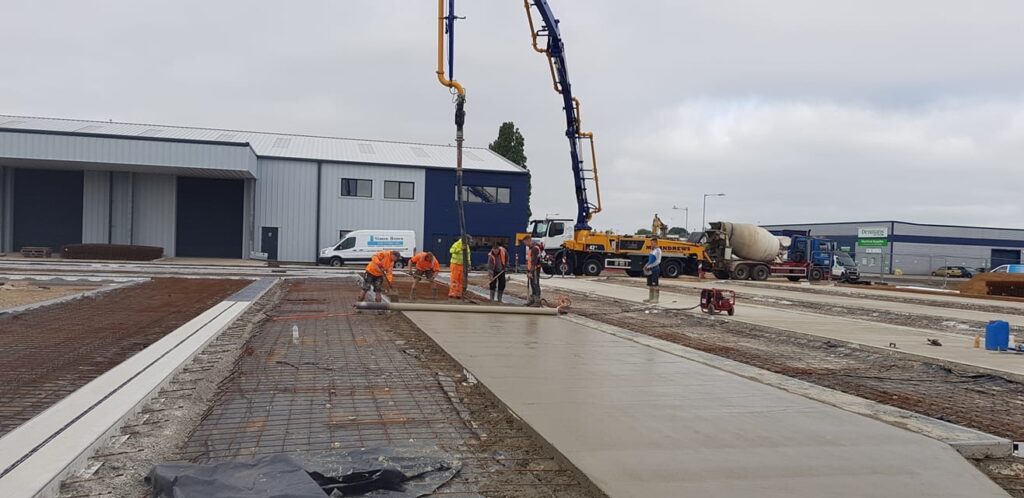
xmin=358 ymin=250 xmax=399 ymax=303
xmin=487 ymin=242 xmax=508 ymax=302
xmin=448 ymin=237 xmax=471 ymax=299
xmin=408 ymin=251 xmax=441 ymax=299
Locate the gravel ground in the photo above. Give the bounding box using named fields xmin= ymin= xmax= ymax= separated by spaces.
xmin=0 ymin=277 xmax=248 ymax=436
xmin=61 ymin=278 xmax=600 ymax=498
xmin=58 ymin=279 xmax=285 ymax=498
xmin=722 ymin=278 xmax=1024 ymax=315
xmin=0 ymin=281 xmax=99 ymax=310
xmin=607 ymin=277 xmax=1023 ymax=337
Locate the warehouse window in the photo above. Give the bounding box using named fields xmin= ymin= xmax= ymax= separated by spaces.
xmin=457 ymin=186 xmax=511 ymax=204
xmin=338 ymin=229 xmax=352 ymax=241
xmin=384 ymin=181 xmax=415 ymax=200
xmin=340 ymin=178 xmax=372 ymax=198
xmin=468 ymin=236 xmax=511 ymax=251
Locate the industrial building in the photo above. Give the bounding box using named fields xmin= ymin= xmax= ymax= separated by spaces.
xmin=0 ymin=115 xmax=529 ymax=264
xmin=763 ymin=220 xmax=1024 ymax=275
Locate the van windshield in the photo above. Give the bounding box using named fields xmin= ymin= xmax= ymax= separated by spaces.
xmin=837 ymin=252 xmax=856 ymax=267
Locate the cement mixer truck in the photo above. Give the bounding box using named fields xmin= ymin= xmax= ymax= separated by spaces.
xmin=704 ymin=222 xmax=836 ymax=281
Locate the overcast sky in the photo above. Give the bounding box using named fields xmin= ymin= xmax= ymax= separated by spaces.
xmin=3 ymin=1 xmax=1023 ymax=232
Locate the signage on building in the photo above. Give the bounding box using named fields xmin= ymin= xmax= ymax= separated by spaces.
xmin=858 ymin=226 xmax=888 ymax=238
xmin=857 ymin=238 xmax=888 ymax=247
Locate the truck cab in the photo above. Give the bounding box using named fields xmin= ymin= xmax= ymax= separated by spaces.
xmin=523 ymin=218 xmax=574 ymax=254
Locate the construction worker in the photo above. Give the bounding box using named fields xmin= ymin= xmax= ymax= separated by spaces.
xmin=487 ymin=241 xmax=508 ymax=302
xmin=652 ymin=213 xmax=668 ymax=238
xmin=448 ymin=236 xmax=471 ymax=299
xmin=408 ymin=251 xmax=441 ymax=299
xmin=524 ymin=236 xmax=543 ymax=306
xmin=359 ymin=250 xmax=401 ymax=303
xmin=643 ymin=237 xmax=662 ymax=304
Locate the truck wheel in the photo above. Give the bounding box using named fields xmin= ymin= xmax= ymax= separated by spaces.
xmin=809 ymin=268 xmax=824 ymax=281
xmin=330 ymin=257 xmax=343 ymax=267
xmin=713 ymin=270 xmax=732 ymax=280
xmin=752 ymin=265 xmax=770 ymax=281
xmin=786 ymin=276 xmax=801 ymax=282
xmin=662 ymin=261 xmax=682 ymax=278
xmin=583 ymin=258 xmax=603 ymax=276
xmin=733 ymin=265 xmax=751 ymax=280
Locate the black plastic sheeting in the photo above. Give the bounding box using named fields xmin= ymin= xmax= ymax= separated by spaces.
xmin=148 ymin=447 xmax=460 ymax=498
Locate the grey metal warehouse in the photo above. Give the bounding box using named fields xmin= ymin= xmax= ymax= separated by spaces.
xmin=763 ymin=220 xmax=1024 ymax=276
xmin=0 ymin=115 xmax=530 ymax=263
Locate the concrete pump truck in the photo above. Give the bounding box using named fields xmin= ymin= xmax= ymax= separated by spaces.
xmin=506 ymin=1 xmax=707 ymax=278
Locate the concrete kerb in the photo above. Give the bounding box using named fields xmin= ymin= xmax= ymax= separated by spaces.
xmin=560 ymin=313 xmax=1012 ymax=459
xmin=0 ymin=277 xmax=279 ymax=498
xmin=0 ymin=276 xmax=148 ymax=316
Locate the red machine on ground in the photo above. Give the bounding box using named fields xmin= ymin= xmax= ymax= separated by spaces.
xmin=700 ymin=288 xmax=736 ymax=315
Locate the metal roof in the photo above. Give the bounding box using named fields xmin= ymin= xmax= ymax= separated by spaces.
xmin=0 ymin=114 xmax=526 ymax=174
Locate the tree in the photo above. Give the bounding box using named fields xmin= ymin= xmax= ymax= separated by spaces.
xmin=636 ymin=228 xmax=653 ymax=235
xmin=667 ymin=226 xmax=689 ymax=237
xmin=489 ymin=122 xmax=530 ymax=217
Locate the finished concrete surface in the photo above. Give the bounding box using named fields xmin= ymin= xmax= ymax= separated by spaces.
xmin=531 ymin=277 xmax=1024 ymax=380
xmin=404 ymin=311 xmax=1007 ymax=498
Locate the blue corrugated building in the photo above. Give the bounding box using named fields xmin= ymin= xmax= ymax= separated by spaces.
xmin=423 ymin=169 xmax=529 ymax=266
xmin=0 ymin=114 xmax=530 ymax=263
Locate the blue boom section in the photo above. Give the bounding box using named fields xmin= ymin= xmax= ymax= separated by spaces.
xmin=531 ymin=1 xmax=595 ymax=231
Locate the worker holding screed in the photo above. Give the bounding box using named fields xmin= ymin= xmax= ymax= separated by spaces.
xmin=487 ymin=241 xmax=508 ymax=302
xmin=358 ymin=250 xmax=400 ymax=303
xmin=524 ymin=236 xmax=543 ymax=306
xmin=408 ymin=251 xmax=441 ymax=299
xmin=448 ymin=237 xmax=471 ymax=299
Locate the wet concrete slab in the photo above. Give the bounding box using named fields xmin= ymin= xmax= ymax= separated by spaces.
xmin=533 ymin=276 xmax=1024 ymax=382
xmin=404 ymin=310 xmax=1008 ymax=498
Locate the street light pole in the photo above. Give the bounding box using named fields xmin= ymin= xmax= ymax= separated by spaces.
xmin=701 ymin=193 xmax=725 ymax=231
xmin=672 ymin=205 xmax=689 ymax=233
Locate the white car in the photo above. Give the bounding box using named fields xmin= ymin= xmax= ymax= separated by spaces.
xmin=318 ymin=230 xmax=416 ymax=268
xmin=990 ymin=264 xmax=1024 ymax=274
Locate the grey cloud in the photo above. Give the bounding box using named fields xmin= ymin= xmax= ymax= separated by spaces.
xmin=2 ymin=1 xmax=1022 ymax=231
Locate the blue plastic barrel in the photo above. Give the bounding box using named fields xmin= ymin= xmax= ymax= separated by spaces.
xmin=986 ymin=320 xmax=1010 ymax=351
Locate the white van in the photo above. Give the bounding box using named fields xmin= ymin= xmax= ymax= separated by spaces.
xmin=318 ymin=230 xmax=416 ymax=268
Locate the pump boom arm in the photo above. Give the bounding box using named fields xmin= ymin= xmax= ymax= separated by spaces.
xmin=523 ymin=0 xmax=601 ymax=231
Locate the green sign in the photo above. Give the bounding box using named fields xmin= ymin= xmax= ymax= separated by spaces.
xmin=857 ymin=238 xmax=889 ymax=247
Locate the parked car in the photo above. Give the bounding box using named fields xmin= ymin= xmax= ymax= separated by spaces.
xmin=931 ymin=266 xmax=978 ymax=278
xmin=318 ymin=230 xmax=416 ymax=267
xmin=990 ymin=264 xmax=1024 ymax=274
